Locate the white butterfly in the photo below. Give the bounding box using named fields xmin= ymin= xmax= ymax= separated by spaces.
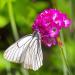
xmin=4 ymin=31 xmax=43 ymax=71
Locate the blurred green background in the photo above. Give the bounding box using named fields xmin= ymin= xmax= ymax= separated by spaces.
xmin=0 ymin=0 xmax=75 ymax=75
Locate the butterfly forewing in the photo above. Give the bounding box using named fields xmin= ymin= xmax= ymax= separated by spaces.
xmin=4 ymin=35 xmax=32 ymax=63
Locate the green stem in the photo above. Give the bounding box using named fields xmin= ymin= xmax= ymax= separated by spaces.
xmin=21 ymin=68 xmax=29 ymax=75
xmin=59 ymin=30 xmax=72 ymax=75
xmin=60 ymin=30 xmax=67 ymax=62
xmin=60 ymin=44 xmax=68 ymax=75
xmin=59 ymin=47 xmax=67 ymax=75
xmin=7 ymin=0 xmax=19 ymax=41
xmin=6 ymin=63 xmax=12 ymax=75
xmin=60 ymin=30 xmax=68 ymax=75
xmin=7 ymin=1 xmax=29 ymax=75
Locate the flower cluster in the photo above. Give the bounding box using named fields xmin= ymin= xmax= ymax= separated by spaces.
xmin=32 ymin=9 xmax=71 ymax=47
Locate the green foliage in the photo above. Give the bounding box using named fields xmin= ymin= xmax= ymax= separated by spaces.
xmin=0 ymin=0 xmax=15 ymax=10
xmin=0 ymin=16 xmax=9 ymax=28
xmin=0 ymin=0 xmax=48 ymax=30
xmin=0 ymin=0 xmax=7 ymax=10
xmin=0 ymin=0 xmax=75 ymax=75
xmin=0 ymin=52 xmax=10 ymax=70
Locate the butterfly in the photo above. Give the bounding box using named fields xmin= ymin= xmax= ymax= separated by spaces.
xmin=4 ymin=31 xmax=43 ymax=71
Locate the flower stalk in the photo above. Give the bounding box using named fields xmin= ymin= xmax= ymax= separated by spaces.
xmin=7 ymin=0 xmax=19 ymax=41
xmin=59 ymin=30 xmax=72 ymax=75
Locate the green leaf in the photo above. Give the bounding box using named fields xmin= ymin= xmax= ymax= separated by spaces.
xmin=13 ymin=0 xmax=35 ymax=26
xmin=0 ymin=0 xmax=7 ymax=10
xmin=56 ymin=0 xmax=71 ymax=18
xmin=0 ymin=52 xmax=10 ymax=70
xmin=15 ymin=7 xmax=36 ymax=26
xmin=11 ymin=0 xmax=48 ymax=34
xmin=0 ymin=16 xmax=9 ymax=28
xmin=13 ymin=0 xmax=49 ymax=27
xmin=0 ymin=0 xmax=15 ymax=10
xmin=31 ymin=2 xmax=49 ymax=11
xmin=66 ymin=39 xmax=75 ymax=66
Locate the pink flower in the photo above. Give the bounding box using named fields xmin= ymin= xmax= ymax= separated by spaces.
xmin=32 ymin=9 xmax=71 ymax=47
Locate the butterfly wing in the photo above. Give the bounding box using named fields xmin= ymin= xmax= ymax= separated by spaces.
xmin=21 ymin=32 xmax=43 ymax=71
xmin=4 ymin=32 xmax=43 ymax=71
xmin=4 ymin=35 xmax=32 ymax=63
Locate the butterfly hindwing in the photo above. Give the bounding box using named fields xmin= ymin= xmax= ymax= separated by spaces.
xmin=22 ymin=32 xmax=43 ymax=71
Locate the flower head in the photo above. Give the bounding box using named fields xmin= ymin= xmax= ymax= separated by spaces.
xmin=32 ymin=9 xmax=71 ymax=47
